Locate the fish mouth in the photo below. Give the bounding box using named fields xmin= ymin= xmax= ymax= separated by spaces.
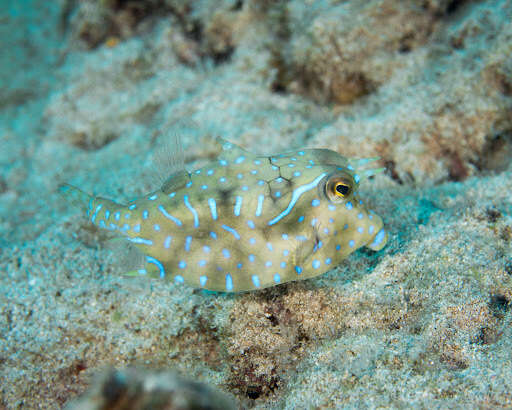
xmin=365 ymin=227 xmax=388 ymax=251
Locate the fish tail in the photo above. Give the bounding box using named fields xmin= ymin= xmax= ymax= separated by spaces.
xmin=58 ymin=183 xmax=94 ymax=217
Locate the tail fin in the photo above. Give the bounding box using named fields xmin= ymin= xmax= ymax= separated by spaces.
xmin=58 ymin=183 xmax=94 ymax=216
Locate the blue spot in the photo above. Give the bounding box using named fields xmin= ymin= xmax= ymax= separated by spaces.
xmin=210 ymin=231 xmax=217 ymax=239
xmin=208 ymin=198 xmax=217 ymax=220
xmin=280 ymin=261 xmax=286 ymax=268
xmin=296 ymin=235 xmax=307 ymax=241
xmin=369 ymin=213 xmax=374 ymax=220
xmin=154 ymin=224 xmax=160 ymax=231
xmin=221 ymin=224 xmax=241 ymax=240
xmin=198 ymin=260 xmax=207 ymax=267
xmin=308 ymin=159 xmax=315 ymax=165
xmin=235 ymin=155 xmax=246 ymax=164
xmin=323 ymin=228 xmax=329 ymax=234
xmin=347 ymin=164 xmax=354 ymax=170
xmin=203 ymin=245 xmax=210 ymax=253
xmin=121 ymin=224 xmax=130 ymax=231
xmin=201 ymin=185 xmax=208 ymax=190
xmin=242 ymin=186 xmax=249 ymax=191
xmin=219 ymin=159 xmax=228 ymax=166
xmin=175 ymin=275 xmax=184 ymax=284
xmin=146 ymin=256 xmax=165 ymax=278
xmin=298 ymin=151 xmax=305 ymax=156
xmin=249 ymin=254 xmax=255 ymax=262
xmin=343 ymin=223 xmax=349 ymax=230
xmin=281 ymin=233 xmax=289 ymax=240
xmin=125 ymin=213 xmax=130 ymax=219
xmin=225 ymin=274 xmax=233 ymax=291
xmin=222 ymin=248 xmax=231 ymax=258
xmin=357 ymin=227 xmax=364 ymax=234
xmin=276 ymin=177 xmax=283 ymax=183
xmin=169 ymin=192 xmax=176 ymax=198
xmin=291 ymin=157 xmax=297 ymax=161
xmin=133 ymin=224 xmax=141 ymax=233
xmin=312 ymin=198 xmax=320 ymax=207
xmin=249 ymin=238 xmax=256 ymax=244
xmin=254 ymin=159 xmax=262 ymax=165
xmin=312 ymin=260 xmax=321 ymax=269
xmin=237 ymin=262 xmax=243 ymax=269
xmin=158 ymin=205 xmax=182 ymax=226
xmin=199 ymin=275 xmax=208 ymax=287
xmin=359 ymin=199 xmax=364 ymax=205
xmin=138 ymin=269 xmax=147 ymax=275
xmin=288 ymin=163 xmax=295 ymax=168
xmin=183 ymin=195 xmax=199 ymax=227
xmin=283 ymin=249 xmax=289 ymax=256
xmin=295 ymin=266 xmax=303 ymax=274
xmin=186 ymin=181 xmax=192 ymax=188
xmin=251 ymin=170 xmax=258 ymax=174
xmin=220 ymin=177 xmax=226 ymax=183
xmin=369 ymin=225 xmax=375 ymax=234
xmin=272 ymin=165 xmax=279 ymax=170
xmin=99 ymin=220 xmax=106 ymax=229
xmin=273 ymin=273 xmax=281 ymax=283
xmin=258 ymin=180 xmax=265 ymax=186
xmin=128 ymin=205 xmax=136 ymax=211
xmin=114 ymin=211 xmax=120 ymax=221
xmin=293 ymin=171 xmax=301 ymax=177
xmin=128 ymin=237 xmax=153 ymax=246
xmin=349 ymin=240 xmax=355 ymax=248
xmin=207 ymin=169 xmax=214 ymax=175
xmin=328 ymin=204 xmax=336 ymax=211
xmin=237 ymin=173 xmax=243 ymax=179
xmin=195 ymin=170 xmax=201 ymax=174
xmin=346 ymin=202 xmax=353 ymax=210
xmin=104 ymin=210 xmax=111 ymax=220
xmin=268 ymin=173 xmax=327 ymax=226
xmin=298 ymin=215 xmax=305 ymax=223
xmin=178 ymin=261 xmax=187 ymax=269
xmin=247 ymin=220 xmax=255 ymax=229
xmin=325 ymin=258 xmax=332 ymax=265
xmin=164 ymin=236 xmax=172 ymax=249
xmin=336 ymin=244 xmax=341 ymax=251
xmin=358 ymin=213 xmax=364 ymax=219
xmin=275 ymin=191 xmax=281 ymax=198
xmin=251 ymin=275 xmax=261 ymax=288
xmin=306 ymin=165 xmax=313 ymax=168
xmin=318 ymin=240 xmax=323 ymax=248
xmin=185 ymin=236 xmax=192 ymax=251
xmin=148 ymin=194 xmax=157 ymax=200
xmin=354 ymin=174 xmax=360 ymax=183
xmin=329 ymin=218 xmax=334 ymax=223
xmin=265 ymin=261 xmax=272 ymax=267
xmin=266 ymin=242 xmax=273 ymax=251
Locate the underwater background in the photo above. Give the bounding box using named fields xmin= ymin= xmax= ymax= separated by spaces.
xmin=1 ymin=0 xmax=512 ymax=408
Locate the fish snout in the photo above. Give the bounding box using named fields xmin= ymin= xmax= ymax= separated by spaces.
xmin=365 ymin=215 xmax=388 ymax=251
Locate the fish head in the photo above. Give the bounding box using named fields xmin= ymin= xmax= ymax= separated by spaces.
xmin=271 ymin=148 xmax=388 ymax=254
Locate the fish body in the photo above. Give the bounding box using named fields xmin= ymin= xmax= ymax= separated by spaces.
xmin=63 ymin=138 xmax=387 ymax=292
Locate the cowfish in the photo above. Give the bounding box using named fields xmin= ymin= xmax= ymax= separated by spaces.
xmin=60 ymin=137 xmax=388 ymax=292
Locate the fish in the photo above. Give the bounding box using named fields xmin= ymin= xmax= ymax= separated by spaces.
xmin=60 ymin=137 xmax=388 ymax=292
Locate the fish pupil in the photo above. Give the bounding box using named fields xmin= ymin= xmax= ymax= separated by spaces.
xmin=336 ymin=183 xmax=350 ymax=196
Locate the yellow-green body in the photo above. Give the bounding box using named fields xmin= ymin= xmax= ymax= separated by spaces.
xmin=66 ymin=138 xmax=387 ymax=292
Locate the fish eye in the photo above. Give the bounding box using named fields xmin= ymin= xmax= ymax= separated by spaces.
xmin=334 ymin=182 xmax=351 ymax=197
xmin=324 ymin=174 xmax=354 ymax=203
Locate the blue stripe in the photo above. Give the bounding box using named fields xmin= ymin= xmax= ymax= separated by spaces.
xmin=164 ymin=236 xmax=172 ymax=249
xmin=268 ymin=173 xmax=327 ymax=226
xmin=146 ymin=256 xmax=165 ymax=278
xmin=208 ymin=198 xmax=217 ymax=220
xmin=256 ymin=194 xmax=264 ymax=217
xmin=128 ymin=237 xmax=153 ymax=246
xmin=158 ymin=204 xmax=182 ymax=226
xmin=184 ymin=195 xmax=199 ymax=227
xmin=225 ymin=274 xmax=233 ymax=291
xmin=221 ymin=224 xmax=241 ymax=240
xmin=234 ymin=196 xmax=243 ymax=216
xmin=185 ymin=236 xmax=192 ymax=251
xmin=251 ymin=275 xmax=261 ymax=288
xmin=91 ymin=204 xmax=103 ymax=224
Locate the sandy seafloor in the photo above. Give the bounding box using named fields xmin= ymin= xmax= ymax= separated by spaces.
xmin=1 ymin=0 xmax=512 ymax=408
